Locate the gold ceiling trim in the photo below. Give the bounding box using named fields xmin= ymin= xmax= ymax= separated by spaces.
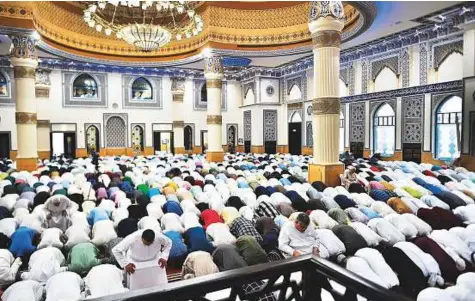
xmin=0 ymin=1 xmax=369 ymax=59
xmin=0 ymin=3 xmax=33 ymax=19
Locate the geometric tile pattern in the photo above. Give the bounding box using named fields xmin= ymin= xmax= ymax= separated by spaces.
xmin=244 ymin=110 xmax=252 ymax=141
xmin=349 ymin=102 xmax=365 ymax=142
xmin=263 ymin=109 xmax=277 ymax=141
xmin=402 ymin=95 xmax=424 ymax=143
xmin=104 ymin=113 xmax=128 ymax=147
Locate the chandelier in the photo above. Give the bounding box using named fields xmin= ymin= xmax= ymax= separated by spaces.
xmin=83 ymin=1 xmax=203 ymax=51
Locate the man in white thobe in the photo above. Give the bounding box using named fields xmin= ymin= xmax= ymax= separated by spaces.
xmin=278 ymin=213 xmax=322 ymax=258
xmin=112 ymin=229 xmax=172 ymax=289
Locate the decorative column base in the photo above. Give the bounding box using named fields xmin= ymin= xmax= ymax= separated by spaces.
xmin=16 ymin=157 xmax=37 ymax=172
xmin=206 ymin=151 xmax=224 ymax=163
xmin=308 ymin=162 xmax=344 ymax=187
xmin=174 ymin=147 xmax=185 ymax=154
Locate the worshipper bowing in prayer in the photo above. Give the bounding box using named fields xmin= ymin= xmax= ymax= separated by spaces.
xmin=181 ymin=251 xmax=219 ymax=279
xmin=45 ymin=271 xmax=84 ymax=301
xmin=1 ymin=280 xmax=44 ymax=301
xmin=164 ymin=230 xmax=188 ymax=269
xmin=278 ymin=213 xmax=321 ymax=258
xmin=21 ymin=246 xmax=67 ymax=283
xmin=84 ymin=264 xmax=129 ymax=298
xmin=229 ymin=216 xmax=263 ymax=242
xmin=112 ymin=228 xmax=171 ymax=287
xmin=184 ymin=226 xmax=214 ymax=253
xmin=0 ymin=248 xmax=22 ymax=288
xmin=67 ymin=242 xmax=104 ymax=276
xmin=9 ymin=226 xmax=40 ymax=258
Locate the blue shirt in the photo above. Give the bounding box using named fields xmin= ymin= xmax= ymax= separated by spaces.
xmin=163 ymin=201 xmax=183 ymax=216
xmin=9 ymin=227 xmax=37 ymax=257
xmin=184 ymin=227 xmax=213 ymax=253
xmin=359 ymin=207 xmax=381 ymax=220
xmin=87 ymin=208 xmax=110 ymax=226
xmin=164 ymin=231 xmax=188 ymax=258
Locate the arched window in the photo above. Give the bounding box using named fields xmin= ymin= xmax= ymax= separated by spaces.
xmin=436 ymin=96 xmax=462 ymax=160
xmin=73 ymin=74 xmax=98 ymax=99
xmin=374 ymin=67 xmax=398 ymax=92
xmin=339 ymin=111 xmax=344 ymax=153
xmin=373 ymin=103 xmax=395 ymax=156
xmin=131 ymin=77 xmax=153 ymax=100
xmin=438 ymin=52 xmax=463 ymax=83
xmin=288 ymin=84 xmax=302 ymax=102
xmin=290 ymin=111 xmax=302 ymax=123
xmin=0 ymin=72 xmax=8 ymax=97
xmin=131 ymin=125 xmax=144 ymax=151
xmin=200 ymin=84 xmax=207 ymax=102
xmin=184 ymin=125 xmax=193 ymax=151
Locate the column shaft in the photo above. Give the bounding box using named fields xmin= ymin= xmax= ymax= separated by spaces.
xmin=204 ymin=55 xmax=224 ymax=162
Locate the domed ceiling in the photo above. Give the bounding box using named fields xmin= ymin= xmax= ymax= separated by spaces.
xmin=0 ymin=1 xmax=376 ymax=63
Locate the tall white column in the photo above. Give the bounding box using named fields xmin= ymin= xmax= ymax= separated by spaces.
xmin=308 ymin=1 xmax=345 ymax=186
xmin=204 ymin=55 xmax=224 ymax=162
xmin=10 ymin=35 xmax=38 ymax=171
xmin=171 ymin=78 xmax=185 ymax=154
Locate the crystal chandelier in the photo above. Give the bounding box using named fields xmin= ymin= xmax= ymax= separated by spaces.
xmin=83 ymin=1 xmax=203 ymax=51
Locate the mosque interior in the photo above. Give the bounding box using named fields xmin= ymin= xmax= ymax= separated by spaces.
xmin=0 ymin=1 xmax=475 ymax=300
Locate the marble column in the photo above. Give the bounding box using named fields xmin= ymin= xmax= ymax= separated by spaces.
xmin=172 ymin=78 xmax=185 ymax=154
xmin=308 ymin=1 xmax=345 ymax=186
xmin=35 ymin=69 xmax=51 ymax=160
xmin=10 ymin=35 xmax=39 ymax=171
xmin=204 ymin=55 xmax=224 ymax=162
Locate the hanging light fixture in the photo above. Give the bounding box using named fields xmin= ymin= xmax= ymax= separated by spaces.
xmin=83 ymin=1 xmax=203 ymax=52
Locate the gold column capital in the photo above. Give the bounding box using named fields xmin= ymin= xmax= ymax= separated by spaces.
xmin=9 ymin=35 xmax=38 ymax=60
xmin=311 ymin=30 xmax=341 ymax=49
xmin=172 ymin=120 xmax=185 ymax=128
xmin=204 ymin=56 xmax=224 ymax=74
xmin=14 ymin=66 xmax=36 ymax=79
xmin=312 ymin=97 xmax=340 ymax=115
xmin=207 ymin=115 xmax=223 ymax=125
xmin=206 ymin=79 xmax=223 ymax=89
xmin=15 ymin=112 xmax=37 ymax=124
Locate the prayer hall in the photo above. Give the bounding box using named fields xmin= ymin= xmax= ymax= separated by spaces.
xmin=1 ymin=1 xmax=475 ymax=300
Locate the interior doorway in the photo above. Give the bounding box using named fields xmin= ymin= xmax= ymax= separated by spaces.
xmin=288 ymin=123 xmax=302 ymax=155
xmin=200 ymin=130 xmax=208 ymax=153
xmin=51 ymin=132 xmax=76 ymax=159
xmin=153 ymin=131 xmax=174 ymax=154
xmin=0 ymin=132 xmax=10 ymax=159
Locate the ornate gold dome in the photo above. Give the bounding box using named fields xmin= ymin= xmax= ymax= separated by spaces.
xmin=0 ymin=1 xmax=376 ymax=62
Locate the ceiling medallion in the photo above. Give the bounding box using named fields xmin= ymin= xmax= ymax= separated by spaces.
xmin=83 ymin=0 xmax=203 ymax=51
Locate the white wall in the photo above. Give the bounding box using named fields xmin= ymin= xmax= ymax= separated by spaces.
xmin=437 ymin=52 xmax=463 ymax=83
xmin=260 ymin=78 xmax=279 ymax=103
xmin=0 ymin=106 xmax=16 ymax=149
xmin=374 ymin=67 xmax=398 ymax=92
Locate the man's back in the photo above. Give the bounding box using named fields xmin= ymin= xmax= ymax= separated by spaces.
xmin=68 ymin=242 xmax=101 ymax=275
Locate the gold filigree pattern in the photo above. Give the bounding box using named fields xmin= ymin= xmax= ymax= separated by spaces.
xmin=172 ymin=120 xmax=185 ymax=128
xmin=15 ymin=112 xmax=37 ymax=124
xmin=312 ymin=30 xmax=341 ymax=49
xmin=207 ymin=115 xmax=223 ymax=125
xmin=204 ymin=57 xmax=224 ymax=74
xmin=0 ymin=4 xmax=33 ymax=19
xmin=10 ymin=36 xmax=37 ymax=60
xmin=14 ymin=66 xmax=36 ymax=79
xmin=312 ymin=98 xmax=340 ymax=115
xmin=206 ymin=79 xmax=223 ymax=89
xmin=35 ymin=87 xmax=49 ymax=98
xmin=37 ymin=119 xmax=50 ymax=127
xmin=172 ymin=93 xmax=184 ymax=102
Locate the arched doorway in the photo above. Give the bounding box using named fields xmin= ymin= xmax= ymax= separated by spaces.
xmin=288 ymin=111 xmax=302 ymax=155
xmin=86 ymin=125 xmax=100 ymax=154
xmin=184 ymin=125 xmax=193 ymax=151
xmin=227 ymin=124 xmax=237 ymax=153
xmin=131 ymin=125 xmax=144 ymax=153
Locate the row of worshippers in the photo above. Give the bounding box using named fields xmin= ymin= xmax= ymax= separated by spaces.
xmin=0 ymin=154 xmax=475 ymax=298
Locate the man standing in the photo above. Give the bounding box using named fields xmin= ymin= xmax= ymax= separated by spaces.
xmin=112 ymin=229 xmax=172 ymax=289
xmin=278 ymin=213 xmax=321 ymax=258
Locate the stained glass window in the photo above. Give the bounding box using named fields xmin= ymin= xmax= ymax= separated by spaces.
xmin=339 ymin=111 xmax=344 ymax=153
xmin=73 ymin=74 xmax=98 ymax=99
xmin=436 ymin=96 xmax=462 ymax=161
xmin=86 ymin=125 xmax=99 ymax=153
xmin=373 ymin=103 xmax=395 ymax=156
xmin=0 ymin=72 xmax=8 ymax=97
xmin=131 ymin=77 xmax=153 ymax=100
